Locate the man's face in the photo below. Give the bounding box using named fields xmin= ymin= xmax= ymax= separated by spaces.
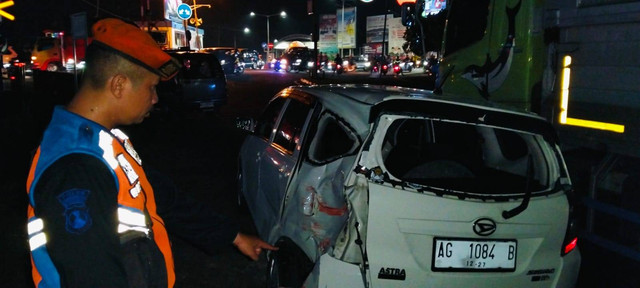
xmin=121 ymin=69 xmax=160 ymax=125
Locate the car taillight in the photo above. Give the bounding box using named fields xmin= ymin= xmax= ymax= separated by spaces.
xmin=561 ymin=190 xmax=579 ymax=256
xmin=563 ymin=237 xmax=578 ymax=255
xmin=561 ymin=218 xmax=578 ymax=256
xmin=394 ymin=66 xmax=400 ymax=72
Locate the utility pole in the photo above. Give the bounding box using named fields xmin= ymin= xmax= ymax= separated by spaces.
xmin=382 ymin=0 xmax=389 ymax=57
xmin=311 ymin=0 xmax=319 ymax=78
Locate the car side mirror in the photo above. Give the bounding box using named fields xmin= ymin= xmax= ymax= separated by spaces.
xmin=235 ymin=117 xmax=256 ymax=133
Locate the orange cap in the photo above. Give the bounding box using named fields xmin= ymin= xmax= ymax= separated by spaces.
xmin=91 ymin=18 xmax=180 ymax=80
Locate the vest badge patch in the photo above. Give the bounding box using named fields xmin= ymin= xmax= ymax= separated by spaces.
xmin=57 ymin=189 xmax=92 ymax=234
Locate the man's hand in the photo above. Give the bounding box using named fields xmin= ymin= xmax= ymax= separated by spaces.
xmin=232 ymin=232 xmax=278 ymax=261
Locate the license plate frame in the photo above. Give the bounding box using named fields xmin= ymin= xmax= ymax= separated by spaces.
xmin=432 ymin=237 xmax=517 ymax=272
xmin=199 ymin=101 xmax=215 ymax=108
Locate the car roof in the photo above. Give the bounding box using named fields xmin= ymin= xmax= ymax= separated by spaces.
xmin=164 ymin=49 xmax=216 ymax=56
xmin=290 ymin=84 xmax=557 ymax=142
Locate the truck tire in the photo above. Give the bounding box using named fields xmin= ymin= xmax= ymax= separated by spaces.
xmin=46 ymin=62 xmax=62 ymax=72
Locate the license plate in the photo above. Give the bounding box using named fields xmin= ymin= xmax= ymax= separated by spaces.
xmin=432 ymin=238 xmax=517 ymax=272
xmin=200 ymin=102 xmax=214 ymax=108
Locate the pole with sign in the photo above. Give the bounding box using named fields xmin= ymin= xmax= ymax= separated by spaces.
xmin=177 ymin=3 xmax=192 ymax=49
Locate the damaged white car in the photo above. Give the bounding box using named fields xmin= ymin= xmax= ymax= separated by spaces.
xmin=236 ymin=85 xmax=581 ymax=288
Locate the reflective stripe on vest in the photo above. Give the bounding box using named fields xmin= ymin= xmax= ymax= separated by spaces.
xmin=28 ymin=218 xmax=46 ymax=251
xmin=27 ymin=206 xmax=151 ymax=252
xmin=117 ymin=206 xmax=150 ymax=236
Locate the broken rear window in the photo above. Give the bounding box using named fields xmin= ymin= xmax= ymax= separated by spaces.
xmin=381 ymin=118 xmax=559 ymax=196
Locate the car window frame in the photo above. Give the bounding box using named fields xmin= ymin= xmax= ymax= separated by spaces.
xmin=255 ymin=96 xmax=287 ymax=142
xmin=272 ymin=98 xmax=314 ymax=155
xmin=305 ymin=109 xmax=362 ymax=166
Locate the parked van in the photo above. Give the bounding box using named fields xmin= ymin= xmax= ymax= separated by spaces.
xmin=156 ymin=50 xmax=227 ymax=112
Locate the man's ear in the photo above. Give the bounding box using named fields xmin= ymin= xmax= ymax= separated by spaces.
xmin=109 ymin=74 xmax=128 ymax=98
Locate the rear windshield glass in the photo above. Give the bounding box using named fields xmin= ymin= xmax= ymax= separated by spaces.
xmin=381 ymin=118 xmax=559 ymax=196
xmin=174 ymin=53 xmax=224 ymax=79
xmin=286 ymin=47 xmax=309 ymax=58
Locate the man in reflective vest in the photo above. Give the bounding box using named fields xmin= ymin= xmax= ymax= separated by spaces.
xmin=26 ymin=18 xmax=276 ymax=288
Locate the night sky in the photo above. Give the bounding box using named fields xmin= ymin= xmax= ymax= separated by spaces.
xmin=0 ymin=0 xmax=395 ymax=53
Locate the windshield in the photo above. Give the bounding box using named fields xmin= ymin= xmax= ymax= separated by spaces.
xmin=35 ymin=37 xmax=56 ymax=51
xmin=173 ymin=53 xmax=224 ymax=79
xmin=286 ymin=47 xmax=309 ymax=58
xmin=380 ymin=117 xmax=561 ymax=198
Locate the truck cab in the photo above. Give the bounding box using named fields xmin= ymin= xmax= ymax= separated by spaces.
xmin=31 ymin=30 xmax=89 ymax=72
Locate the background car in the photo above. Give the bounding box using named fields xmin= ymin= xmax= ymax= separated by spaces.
xmin=156 ymin=50 xmax=227 ymax=113
xmin=236 ymin=85 xmax=581 ymax=288
xmin=200 ymin=47 xmax=240 ymax=75
xmin=354 ymin=55 xmax=371 ymax=71
xmin=274 ymin=46 xmax=311 ymax=72
xmin=241 ymin=50 xmax=259 ymax=70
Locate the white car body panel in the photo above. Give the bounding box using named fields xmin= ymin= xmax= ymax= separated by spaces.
xmin=365 ymin=182 xmax=579 ymax=287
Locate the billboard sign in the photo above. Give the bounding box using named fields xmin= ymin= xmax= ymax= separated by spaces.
xmin=366 ymin=14 xmax=393 ymax=43
xmin=337 ymin=7 xmax=356 ymax=49
xmin=422 ymin=0 xmax=446 ymax=17
xmin=319 ymin=14 xmax=338 ymax=55
xmin=165 ymin=0 xmax=184 ymax=22
xmin=388 ymin=17 xmax=406 ymax=56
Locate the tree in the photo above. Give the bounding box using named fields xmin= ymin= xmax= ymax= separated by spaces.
xmin=403 ymin=9 xmax=447 ymax=57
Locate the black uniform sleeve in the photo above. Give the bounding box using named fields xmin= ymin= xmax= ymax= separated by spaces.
xmin=33 ymin=154 xmax=128 ymax=288
xmin=147 ymin=169 xmax=240 ymax=255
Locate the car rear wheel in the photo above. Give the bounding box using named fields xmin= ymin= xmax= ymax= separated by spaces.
xmin=236 ymin=164 xmax=248 ymax=211
xmin=266 ymin=237 xmax=314 ymax=288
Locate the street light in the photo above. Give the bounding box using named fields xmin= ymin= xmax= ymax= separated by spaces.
xmin=189 ymin=0 xmax=211 ymax=49
xmin=250 ymin=10 xmax=286 ymax=62
xmin=233 ymin=27 xmax=251 ymax=50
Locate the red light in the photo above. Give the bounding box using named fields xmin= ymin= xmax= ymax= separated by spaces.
xmin=564 ymin=237 xmax=577 ymax=254
xmin=10 ymin=76 xmax=15 ymax=80
xmin=396 ymin=0 xmax=416 ymax=5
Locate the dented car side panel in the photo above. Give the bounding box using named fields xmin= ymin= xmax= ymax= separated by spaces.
xmin=280 ymin=155 xmax=354 ymax=261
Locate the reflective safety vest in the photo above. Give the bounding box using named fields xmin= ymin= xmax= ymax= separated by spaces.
xmin=26 ymin=107 xmax=175 ymax=287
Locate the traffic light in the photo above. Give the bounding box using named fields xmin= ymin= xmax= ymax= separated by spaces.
xmin=401 ymin=3 xmax=415 ymax=26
